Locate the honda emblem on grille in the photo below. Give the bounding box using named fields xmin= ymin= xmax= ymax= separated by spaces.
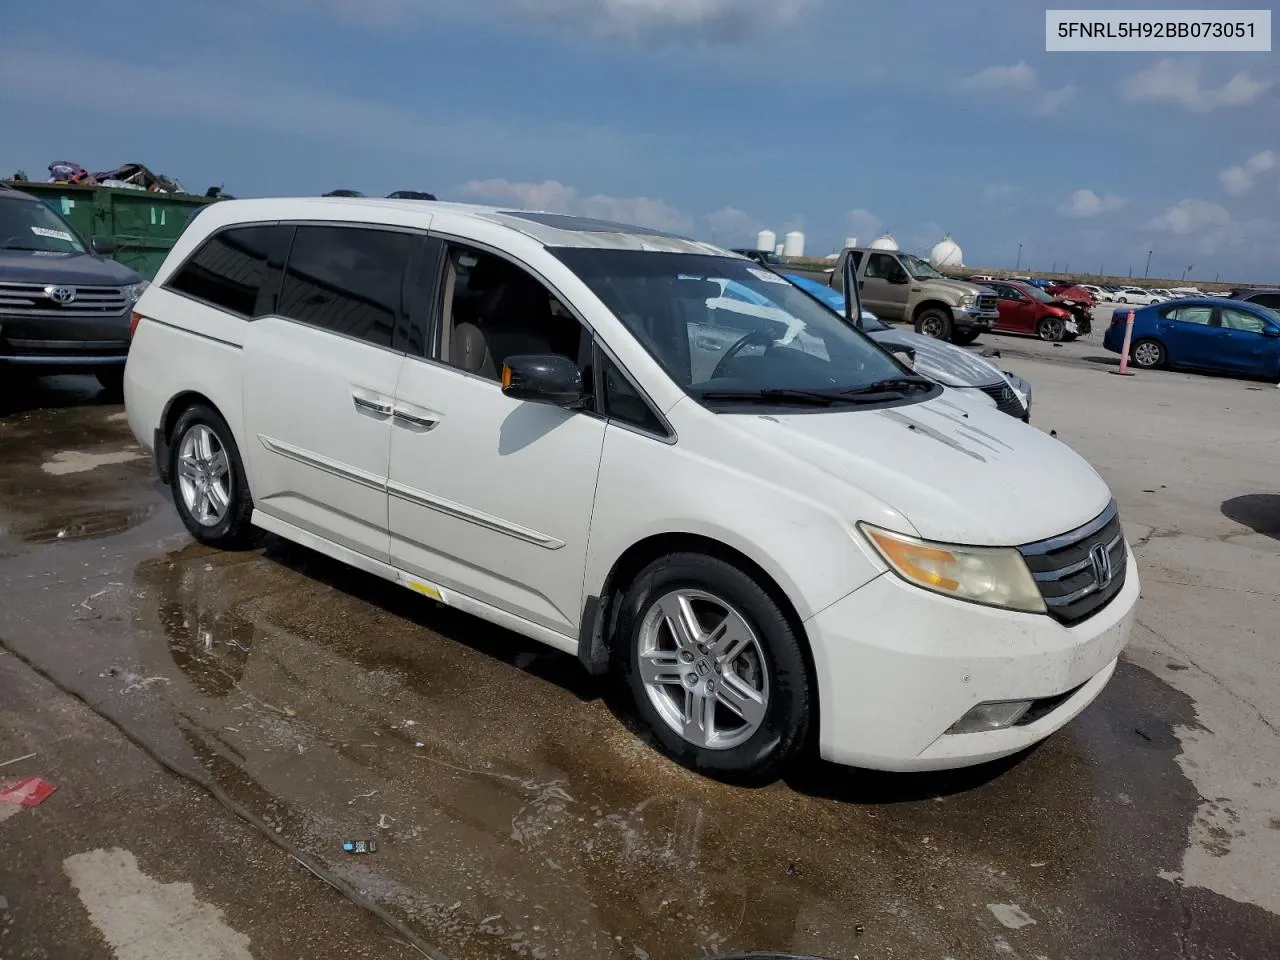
xmin=1089 ymin=543 xmax=1113 ymax=588
xmin=45 ymin=285 xmax=77 ymax=304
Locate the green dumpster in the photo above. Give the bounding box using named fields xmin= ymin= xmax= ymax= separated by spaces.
xmin=1 ymin=181 xmax=219 ymax=281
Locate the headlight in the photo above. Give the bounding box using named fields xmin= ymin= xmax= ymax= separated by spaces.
xmin=859 ymin=524 xmax=1046 ymax=614
xmin=959 ymin=293 xmax=976 ymax=306
xmin=122 ymin=281 xmax=149 ymax=304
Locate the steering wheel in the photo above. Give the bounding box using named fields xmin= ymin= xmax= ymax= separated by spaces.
xmin=710 ymin=328 xmax=778 ymax=381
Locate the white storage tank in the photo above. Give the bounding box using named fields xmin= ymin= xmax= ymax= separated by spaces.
xmin=755 ymin=229 xmax=776 ymax=253
xmin=930 ymin=234 xmax=964 ymax=268
xmin=774 ymin=243 xmax=785 ymax=257
xmin=783 ymin=231 xmax=805 ymax=258
xmin=869 ymin=232 xmax=900 ymax=251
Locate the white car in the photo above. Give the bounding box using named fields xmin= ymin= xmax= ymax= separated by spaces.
xmin=124 ymin=199 xmax=1138 ymax=780
xmin=1114 ymin=288 xmax=1164 ymax=305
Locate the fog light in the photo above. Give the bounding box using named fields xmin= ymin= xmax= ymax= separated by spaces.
xmin=946 ymin=700 xmax=1033 ymax=735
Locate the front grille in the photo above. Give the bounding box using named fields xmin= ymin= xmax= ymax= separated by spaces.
xmin=1019 ymin=501 xmax=1127 ymax=626
xmin=977 ymin=294 xmax=998 ymax=312
xmin=979 ymin=381 xmax=1026 ymax=418
xmin=0 ymin=281 xmax=128 ymax=318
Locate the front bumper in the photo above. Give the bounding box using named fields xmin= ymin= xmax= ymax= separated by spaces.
xmin=954 ymin=306 xmax=1000 ymax=330
xmin=805 ymin=547 xmax=1139 ymax=771
xmin=0 ymin=311 xmax=130 ymax=373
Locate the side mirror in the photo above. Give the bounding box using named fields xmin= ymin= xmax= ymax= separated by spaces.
xmin=1263 ymin=326 xmax=1280 ymax=338
xmin=91 ymin=237 xmax=117 ymax=255
xmin=501 ymin=354 xmax=586 ymax=408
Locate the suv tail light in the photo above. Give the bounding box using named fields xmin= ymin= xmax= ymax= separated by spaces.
xmin=129 ymin=311 xmax=144 ymax=338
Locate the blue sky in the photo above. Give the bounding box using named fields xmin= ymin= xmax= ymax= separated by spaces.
xmin=2 ymin=0 xmax=1276 ymax=282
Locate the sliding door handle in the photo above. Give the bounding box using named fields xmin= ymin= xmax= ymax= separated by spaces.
xmin=352 ymin=394 xmax=394 ymax=416
xmin=392 ymin=408 xmax=440 ymax=430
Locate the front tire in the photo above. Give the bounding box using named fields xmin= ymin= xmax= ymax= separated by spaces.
xmin=1037 ymin=316 xmax=1066 ymax=342
xmin=1130 ymin=338 xmax=1166 ymax=369
xmin=617 ymin=553 xmax=810 ymax=784
xmin=915 ymin=307 xmax=952 ymax=341
xmin=950 ymin=329 xmax=980 ymax=346
xmin=168 ymin=404 xmax=256 ymax=549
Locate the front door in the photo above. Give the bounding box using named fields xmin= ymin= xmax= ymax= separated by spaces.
xmin=387 ymin=243 xmax=607 ymax=639
xmin=1215 ymin=306 xmax=1280 ymax=375
xmin=990 ymin=283 xmax=1036 ymax=333
xmin=243 ymin=223 xmax=424 ymax=562
xmin=860 ymin=253 xmax=910 ymax=321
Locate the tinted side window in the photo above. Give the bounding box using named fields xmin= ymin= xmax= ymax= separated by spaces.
xmin=865 ymin=254 xmax=899 ymax=279
xmin=1250 ymin=293 xmax=1280 ymax=309
xmin=600 ymin=353 xmax=666 ymax=436
xmin=278 ymin=225 xmax=416 ymax=349
xmin=167 ymin=225 xmax=284 ymax=317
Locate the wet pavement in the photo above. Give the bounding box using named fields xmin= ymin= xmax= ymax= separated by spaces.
xmin=1 ymin=371 xmax=1279 ymax=960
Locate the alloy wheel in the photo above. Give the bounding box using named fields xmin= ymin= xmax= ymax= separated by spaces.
xmin=177 ymin=424 xmax=233 ymax=527
xmin=636 ymin=589 xmax=769 ymax=751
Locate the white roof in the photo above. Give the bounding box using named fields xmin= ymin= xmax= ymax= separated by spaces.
xmin=188 ymin=197 xmax=731 ymax=256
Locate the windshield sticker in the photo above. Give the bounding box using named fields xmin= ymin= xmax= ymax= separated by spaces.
xmin=30 ymin=226 xmax=74 ymax=243
xmin=747 ymin=267 xmax=789 ymax=285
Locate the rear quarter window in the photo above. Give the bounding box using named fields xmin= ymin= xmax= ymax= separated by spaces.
xmin=166 ymin=225 xmax=290 ymax=317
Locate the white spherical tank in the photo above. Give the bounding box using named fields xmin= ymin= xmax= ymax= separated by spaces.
xmin=869 ymin=232 xmax=899 ymax=251
xmin=756 ymin=229 xmax=776 ymax=253
xmin=930 ymin=234 xmax=964 ymax=268
xmin=783 ymin=231 xmax=805 ymax=258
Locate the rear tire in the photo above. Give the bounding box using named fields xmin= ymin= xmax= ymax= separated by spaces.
xmin=617 ymin=552 xmax=810 ymax=784
xmin=950 ymin=329 xmax=980 ymax=346
xmin=1130 ymin=338 xmax=1166 ymax=369
xmin=168 ymin=404 xmax=257 ymax=549
xmin=915 ymin=307 xmax=952 ymax=341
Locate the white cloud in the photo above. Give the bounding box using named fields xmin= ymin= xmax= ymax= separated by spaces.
xmin=297 ymin=0 xmax=817 ymax=39
xmin=959 ymin=62 xmax=1073 ymax=115
xmin=961 ymin=61 xmax=1037 ymax=93
xmin=1219 ymin=150 xmax=1275 ymax=196
xmin=459 ymin=178 xmax=693 ymax=232
xmin=1120 ymin=59 xmax=1273 ymax=112
xmin=1149 ymin=199 xmax=1233 ymax=236
xmin=982 ymin=183 xmax=1024 ymax=205
xmin=845 ymin=208 xmax=884 ymax=244
xmin=1036 ymin=84 xmax=1076 ymax=115
xmin=1060 ymin=188 xmax=1127 ymax=218
xmin=704 ymin=206 xmax=761 ymax=244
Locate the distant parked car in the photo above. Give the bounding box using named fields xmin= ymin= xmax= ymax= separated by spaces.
xmin=783 ymin=273 xmax=1032 ymax=419
xmin=1113 ymin=288 xmax=1163 ymax=306
xmin=1227 ymin=287 xmax=1280 ymax=310
xmin=1104 ymin=298 xmax=1280 ymax=379
xmin=386 ymin=190 xmax=438 ymax=201
xmin=731 ymin=248 xmax=787 ymax=267
xmin=982 ymin=279 xmax=1080 ymax=341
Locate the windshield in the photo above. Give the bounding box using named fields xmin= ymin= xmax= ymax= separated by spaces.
xmin=1026 ymin=285 xmax=1056 ymax=303
xmin=0 ymin=197 xmax=86 ymax=253
xmin=901 ymin=253 xmax=944 ymax=280
xmin=554 ymin=249 xmax=921 ymax=405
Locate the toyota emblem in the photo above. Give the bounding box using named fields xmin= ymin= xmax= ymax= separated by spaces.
xmin=45 ymin=285 xmax=77 ymax=304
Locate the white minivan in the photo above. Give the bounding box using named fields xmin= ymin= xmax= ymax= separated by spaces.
xmin=124 ymin=198 xmax=1138 ymax=781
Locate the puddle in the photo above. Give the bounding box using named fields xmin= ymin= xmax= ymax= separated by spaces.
xmin=122 ymin=539 xmax=1280 ymax=960
xmin=21 ymin=505 xmax=155 ymax=545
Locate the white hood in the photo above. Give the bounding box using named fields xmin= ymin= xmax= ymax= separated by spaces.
xmin=726 ymin=395 xmax=1111 ymax=546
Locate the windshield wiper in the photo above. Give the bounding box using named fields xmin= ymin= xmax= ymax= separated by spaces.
xmin=840 ymin=377 xmax=934 ymax=395
xmin=697 ymin=388 xmax=838 ymax=406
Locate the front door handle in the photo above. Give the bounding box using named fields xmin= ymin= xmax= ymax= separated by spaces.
xmin=352 ymin=393 xmax=393 ymax=416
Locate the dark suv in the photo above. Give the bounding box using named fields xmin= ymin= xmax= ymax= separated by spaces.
xmin=0 ymin=184 xmax=146 ymax=392
xmin=1227 ymin=287 xmax=1280 ymax=310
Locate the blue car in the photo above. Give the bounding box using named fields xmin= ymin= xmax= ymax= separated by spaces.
xmin=1103 ymin=298 xmax=1280 ymax=380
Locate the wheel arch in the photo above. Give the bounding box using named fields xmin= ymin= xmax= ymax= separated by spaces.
xmin=911 ymin=299 xmax=953 ymax=324
xmin=578 ymin=533 xmax=820 ymax=740
xmin=155 ymin=391 xmax=232 ymax=484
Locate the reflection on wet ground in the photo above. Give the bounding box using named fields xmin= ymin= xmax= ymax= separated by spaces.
xmin=0 ymin=381 xmax=154 ymax=547
xmin=3 ymin=392 xmax=1278 ymax=960
xmin=129 ymin=539 xmax=1280 ymax=960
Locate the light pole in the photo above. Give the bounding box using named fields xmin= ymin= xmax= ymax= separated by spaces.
xmin=1181 ymin=264 xmax=1193 ymax=281
xmin=1144 ymin=249 xmax=1153 ymax=278
xmin=1016 ymin=243 xmax=1023 ymax=270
